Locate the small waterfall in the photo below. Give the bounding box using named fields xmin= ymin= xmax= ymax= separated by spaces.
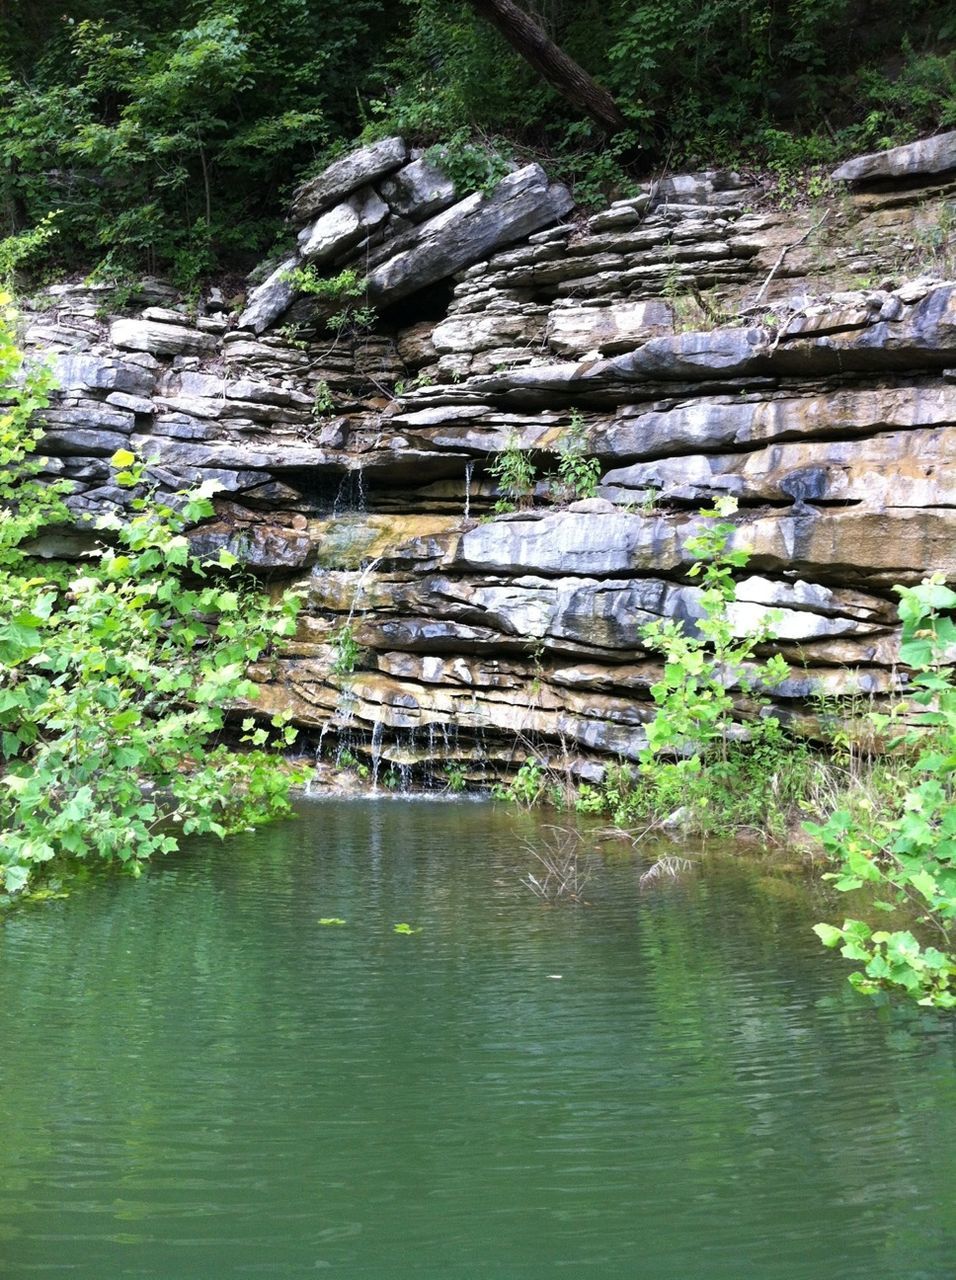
xmin=397 ymin=725 xmax=420 ymax=793
xmin=334 ymin=726 xmax=357 ymax=769
xmin=332 ymin=465 xmax=367 ymax=518
xmin=370 ymin=718 xmax=384 ymax=790
xmin=463 ymin=459 xmax=474 ymax=520
xmin=344 ymin=555 xmax=383 ymax=630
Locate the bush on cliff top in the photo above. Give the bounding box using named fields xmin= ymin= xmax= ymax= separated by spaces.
xmin=1 ymin=0 xmax=954 ymax=283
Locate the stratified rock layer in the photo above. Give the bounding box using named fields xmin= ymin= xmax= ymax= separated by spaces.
xmin=22 ymin=133 xmax=956 ymax=783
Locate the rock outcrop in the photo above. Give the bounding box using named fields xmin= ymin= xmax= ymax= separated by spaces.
xmin=238 ymin=139 xmax=573 ymax=334
xmin=22 ymin=131 xmax=956 ymax=785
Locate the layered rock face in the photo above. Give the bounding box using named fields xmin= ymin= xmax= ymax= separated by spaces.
xmin=23 ymin=133 xmax=956 ymax=784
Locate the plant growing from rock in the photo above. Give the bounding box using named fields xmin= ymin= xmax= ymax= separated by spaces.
xmin=810 ymin=574 xmax=956 ymax=1008
xmin=488 ymin=434 xmax=536 ymax=513
xmin=443 ymin=761 xmax=467 ymax=793
xmin=425 ymin=130 xmax=510 ymax=197
xmin=636 ymin=497 xmax=790 ymax=830
xmin=330 ymin=622 xmax=361 ymax=675
xmin=313 ymin=379 xmax=334 ymax=416
xmin=549 ymin=409 xmax=602 ymax=503
xmin=286 ymin=266 xmax=377 ymax=335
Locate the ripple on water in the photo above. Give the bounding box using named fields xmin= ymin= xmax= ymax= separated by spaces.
xmin=0 ymin=799 xmax=953 ymax=1279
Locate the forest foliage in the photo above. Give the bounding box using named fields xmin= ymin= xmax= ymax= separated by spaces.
xmin=1 ymin=0 xmax=954 ymax=285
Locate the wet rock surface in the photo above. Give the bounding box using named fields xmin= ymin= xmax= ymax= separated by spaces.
xmin=21 ymin=135 xmax=956 ymax=783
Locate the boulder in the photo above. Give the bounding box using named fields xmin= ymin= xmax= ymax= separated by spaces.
xmin=831 ymin=131 xmax=956 ymax=184
xmin=297 ymin=187 xmax=389 ymax=262
xmin=365 ymin=165 xmax=574 ymax=308
xmin=379 ymin=157 xmax=457 ymax=222
xmin=109 ymin=318 xmax=216 ymax=358
xmin=237 ymin=256 xmax=299 ymax=335
xmin=106 ymin=391 xmax=155 ymax=414
xmin=290 ymin=137 xmax=407 ymax=223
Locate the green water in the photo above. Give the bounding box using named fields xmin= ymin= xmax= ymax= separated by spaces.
xmin=0 ymin=800 xmax=953 ymax=1279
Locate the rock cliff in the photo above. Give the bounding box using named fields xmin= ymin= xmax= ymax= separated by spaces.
xmin=22 ymin=133 xmax=956 ymax=785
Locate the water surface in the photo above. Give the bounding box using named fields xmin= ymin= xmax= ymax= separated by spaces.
xmin=1 ymin=800 xmax=953 ymax=1278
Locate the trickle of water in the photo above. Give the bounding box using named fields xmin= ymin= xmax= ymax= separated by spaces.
xmin=315 ymin=720 xmax=331 ymax=766
xmin=395 ymin=726 xmax=420 ymax=793
xmin=334 ymin=728 xmax=356 ymax=768
xmin=344 ymin=555 xmax=383 ymax=630
xmin=464 ymin=459 xmax=474 ymax=520
xmin=332 ymin=466 xmax=368 ymax=518
xmin=370 ymin=719 xmax=385 ymax=790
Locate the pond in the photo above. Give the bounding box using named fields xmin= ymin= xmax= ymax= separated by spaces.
xmin=0 ymin=799 xmax=953 ymax=1278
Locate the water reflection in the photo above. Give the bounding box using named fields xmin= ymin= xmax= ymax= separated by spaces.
xmin=0 ymin=800 xmax=953 ymax=1278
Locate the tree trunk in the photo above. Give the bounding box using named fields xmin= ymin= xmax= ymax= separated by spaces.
xmin=466 ymin=0 xmax=627 ymax=134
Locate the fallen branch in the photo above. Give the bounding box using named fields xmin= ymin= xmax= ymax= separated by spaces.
xmin=753 ymin=209 xmax=830 ymax=306
xmin=639 ymin=854 xmax=695 ymax=890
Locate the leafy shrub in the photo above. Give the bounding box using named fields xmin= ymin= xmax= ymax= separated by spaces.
xmin=640 ymin=498 xmax=788 ymax=765
xmin=549 ymin=411 xmax=602 ymax=503
xmin=0 ymin=213 xmax=61 ymax=288
xmin=286 ymin=266 xmax=377 ymax=335
xmin=810 ymin=575 xmax=956 ymax=1008
xmin=424 ymin=130 xmax=510 ymax=197
xmin=493 ymin=759 xmax=546 ymax=806
xmin=0 ymin=298 xmax=302 ymax=895
xmin=488 ymin=435 xmax=536 ymax=513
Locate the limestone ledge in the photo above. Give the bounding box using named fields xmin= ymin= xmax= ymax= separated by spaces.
xmin=20 ymin=131 xmax=956 ymax=780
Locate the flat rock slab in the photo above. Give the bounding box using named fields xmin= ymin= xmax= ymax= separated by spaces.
xmin=366 ymin=165 xmax=574 ymax=309
xmin=455 ymin=511 xmax=684 ymax=577
xmin=832 ymin=131 xmax=956 ymax=184
xmin=380 ymin=157 xmax=457 ymax=222
xmin=589 ymin=384 xmax=956 ymax=460
xmin=190 ymin=523 xmax=316 ymax=570
xmin=290 ymin=136 xmax=407 ymax=223
xmin=110 ymin=318 xmax=216 ymax=358
xmin=601 ymin=426 xmax=956 ymax=508
xmin=547 ymin=300 xmax=674 ymax=357
xmin=53 ymin=353 xmax=157 ymax=398
xmin=297 ymin=187 xmax=389 ymax=262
